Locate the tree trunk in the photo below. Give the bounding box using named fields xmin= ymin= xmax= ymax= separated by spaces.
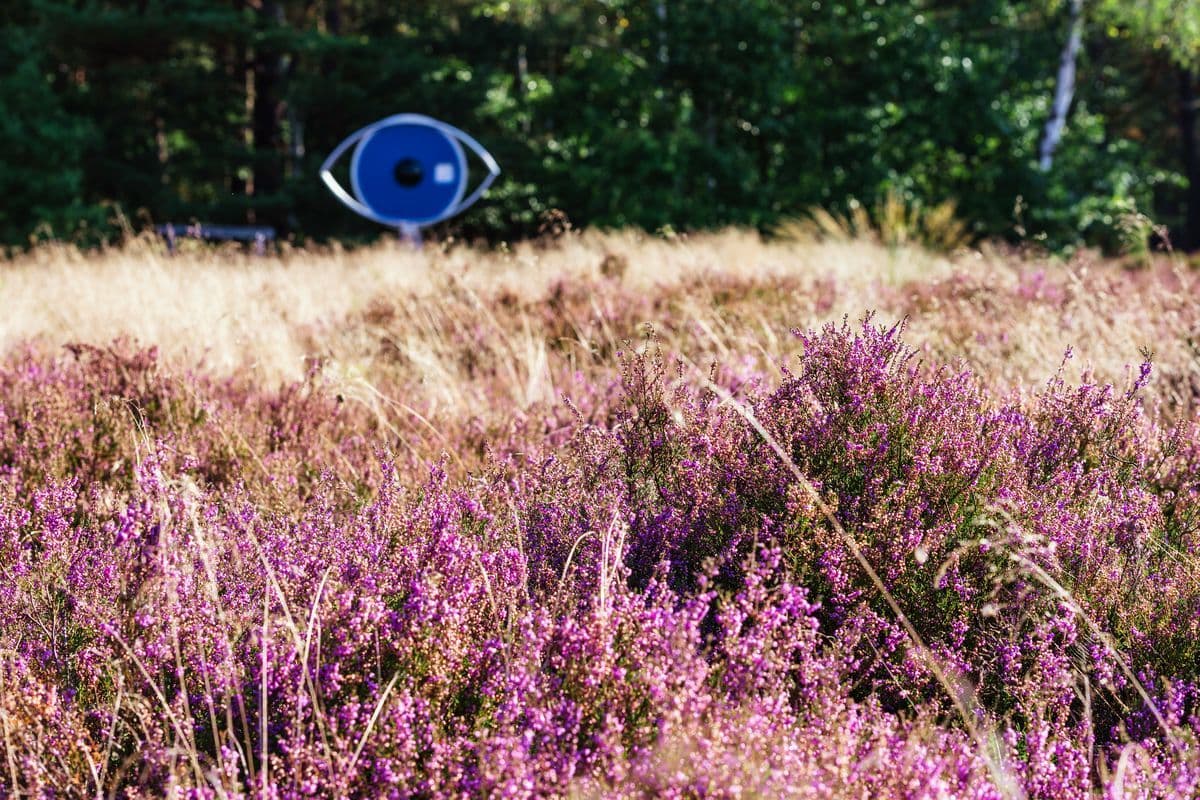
xmin=1179 ymin=67 xmax=1200 ymax=251
xmin=517 ymin=43 xmax=530 ymax=135
xmin=1039 ymin=0 xmax=1083 ymax=171
xmin=322 ymin=0 xmax=341 ymax=77
xmin=226 ymin=0 xmax=247 ymax=199
xmin=655 ymin=1 xmax=669 ymax=68
xmin=325 ymin=0 xmax=340 ymax=35
xmin=251 ymin=0 xmax=286 ymax=226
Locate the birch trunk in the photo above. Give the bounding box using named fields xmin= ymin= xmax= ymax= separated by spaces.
xmin=1039 ymin=0 xmax=1083 ymax=171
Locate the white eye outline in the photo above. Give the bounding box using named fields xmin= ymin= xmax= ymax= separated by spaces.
xmin=320 ymin=113 xmax=501 ymax=227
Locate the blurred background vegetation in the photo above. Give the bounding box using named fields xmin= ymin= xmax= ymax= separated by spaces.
xmin=2 ymin=0 xmax=1199 ymax=253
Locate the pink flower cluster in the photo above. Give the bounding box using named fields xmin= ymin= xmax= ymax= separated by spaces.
xmin=1 ymin=317 xmax=1197 ymax=797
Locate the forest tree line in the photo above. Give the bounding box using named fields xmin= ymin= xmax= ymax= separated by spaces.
xmin=2 ymin=0 xmax=1199 ymax=251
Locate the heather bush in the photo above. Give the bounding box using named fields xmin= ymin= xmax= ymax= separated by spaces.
xmin=3 ymin=243 xmax=1200 ymax=797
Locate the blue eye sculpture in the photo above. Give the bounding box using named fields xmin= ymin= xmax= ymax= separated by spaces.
xmin=320 ymin=114 xmax=500 ymax=242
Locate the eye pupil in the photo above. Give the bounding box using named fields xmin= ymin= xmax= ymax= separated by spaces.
xmin=393 ymin=158 xmax=423 ymax=188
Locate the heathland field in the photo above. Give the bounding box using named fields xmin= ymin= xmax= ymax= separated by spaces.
xmin=2 ymin=231 xmax=1199 ymax=797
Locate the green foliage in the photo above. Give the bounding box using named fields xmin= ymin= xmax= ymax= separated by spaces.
xmin=0 ymin=0 xmax=1193 ymax=250
xmin=1092 ymin=0 xmax=1200 ymax=68
xmin=0 ymin=25 xmax=104 ymax=245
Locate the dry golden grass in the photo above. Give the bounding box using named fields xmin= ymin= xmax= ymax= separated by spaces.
xmin=0 ymin=229 xmax=944 ymax=383
xmin=2 ymin=229 xmax=1196 ymax=422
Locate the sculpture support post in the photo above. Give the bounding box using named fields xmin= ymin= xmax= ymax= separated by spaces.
xmin=399 ymin=223 xmax=423 ymax=249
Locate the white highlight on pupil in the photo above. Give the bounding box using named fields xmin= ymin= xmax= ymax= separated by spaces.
xmin=434 ymin=163 xmax=455 ymax=184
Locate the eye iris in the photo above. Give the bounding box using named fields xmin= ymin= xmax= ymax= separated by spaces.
xmin=393 ymin=158 xmax=423 ymax=188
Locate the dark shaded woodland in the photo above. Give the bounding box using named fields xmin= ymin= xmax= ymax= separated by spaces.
xmin=1 ymin=0 xmax=1197 ymax=250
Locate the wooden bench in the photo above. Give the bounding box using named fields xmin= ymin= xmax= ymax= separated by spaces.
xmin=157 ymin=223 xmax=276 ymax=255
